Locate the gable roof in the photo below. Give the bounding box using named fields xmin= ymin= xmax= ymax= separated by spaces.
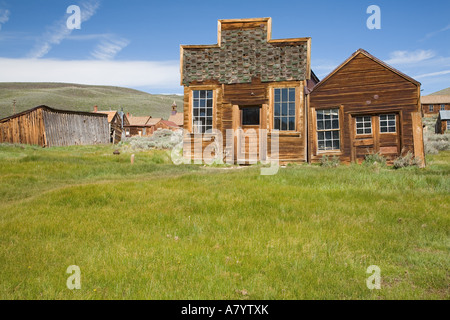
xmin=311 ymin=49 xmax=421 ymax=92
xmin=0 ymin=105 xmax=107 ymax=123
xmin=439 ymin=110 xmax=450 ymax=120
xmin=421 ymin=95 xmax=450 ymax=104
xmin=168 ymin=112 xmax=184 ymax=126
xmin=95 ymin=111 xmax=117 ymax=123
xmin=160 ymin=120 xmax=179 ymax=128
xmin=127 ymin=116 xmax=152 ymax=127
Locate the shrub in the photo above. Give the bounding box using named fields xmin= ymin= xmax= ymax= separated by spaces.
xmin=393 ymin=152 xmax=422 ymax=169
xmin=121 ymin=129 xmax=183 ymax=151
xmin=363 ymin=152 xmax=387 ymax=167
xmin=423 ymin=131 xmax=450 ymax=155
xmin=320 ymin=155 xmax=340 ymax=167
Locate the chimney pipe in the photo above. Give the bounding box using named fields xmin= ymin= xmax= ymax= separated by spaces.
xmin=94 ymin=105 xmax=98 ymax=112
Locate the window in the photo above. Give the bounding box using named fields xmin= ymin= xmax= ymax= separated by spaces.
xmin=274 ymin=88 xmax=296 ymax=131
xmin=192 ymin=90 xmax=213 ymax=133
xmin=242 ymin=107 xmax=260 ymax=126
xmin=316 ymin=109 xmax=340 ymax=151
xmin=380 ymin=114 xmax=396 ymax=133
xmin=429 ymin=105 xmax=434 ymax=112
xmin=355 ymin=116 xmax=372 ymax=135
xmin=441 ymin=104 xmax=446 ymax=111
xmin=447 ymin=121 xmax=450 ymax=131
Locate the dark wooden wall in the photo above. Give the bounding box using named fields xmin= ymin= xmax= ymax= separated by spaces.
xmin=0 ymin=108 xmax=46 ymax=146
xmin=309 ymin=52 xmax=424 ymax=164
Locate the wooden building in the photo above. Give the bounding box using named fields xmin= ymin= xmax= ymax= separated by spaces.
xmin=0 ymin=105 xmax=109 ymax=147
xmin=124 ymin=115 xmax=155 ymax=137
xmin=435 ymin=110 xmax=450 ymax=134
xmin=421 ymin=95 xmax=450 ymax=117
xmin=93 ymin=106 xmax=129 ymax=143
xmin=309 ymin=49 xmax=425 ymax=164
xmin=181 ymin=17 xmax=314 ymax=163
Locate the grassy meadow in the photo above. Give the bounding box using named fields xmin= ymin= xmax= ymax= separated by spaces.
xmin=0 ymin=144 xmax=448 ymax=300
xmin=0 ymin=83 xmax=184 ymax=120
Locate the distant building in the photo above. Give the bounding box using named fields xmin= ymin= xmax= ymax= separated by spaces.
xmin=436 ymin=110 xmax=450 ymax=134
xmin=0 ymin=105 xmax=109 ymax=147
xmin=421 ymin=95 xmax=450 ymax=117
xmin=168 ymin=102 xmax=184 ymax=127
xmin=93 ymin=105 xmax=129 ymax=143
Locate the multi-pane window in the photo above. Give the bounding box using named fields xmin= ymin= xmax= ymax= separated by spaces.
xmin=274 ymin=88 xmax=296 ymax=131
xmin=380 ymin=114 xmax=396 ymax=133
xmin=447 ymin=121 xmax=450 ymax=131
xmin=316 ymin=109 xmax=340 ymax=151
xmin=192 ymin=90 xmax=213 ymax=133
xmin=441 ymin=104 xmax=446 ymax=111
xmin=429 ymin=105 xmax=434 ymax=112
xmin=355 ymin=116 xmax=372 ymax=135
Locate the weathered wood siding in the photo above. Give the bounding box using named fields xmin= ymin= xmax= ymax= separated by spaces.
xmin=0 ymin=108 xmax=46 ymax=146
xmin=0 ymin=106 xmax=109 ymax=147
xmin=183 ymin=79 xmax=308 ymax=163
xmin=43 ymin=109 xmax=109 ymax=147
xmin=309 ymin=51 xmax=424 ymax=164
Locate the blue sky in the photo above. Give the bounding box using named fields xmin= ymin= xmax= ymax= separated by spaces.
xmin=0 ymin=0 xmax=449 ymax=95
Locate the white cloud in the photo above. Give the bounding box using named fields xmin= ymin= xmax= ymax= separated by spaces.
xmin=385 ymin=49 xmax=435 ymax=65
xmin=0 ymin=8 xmax=10 ymax=30
xmin=422 ymin=24 xmax=450 ymax=41
xmin=414 ymin=69 xmax=450 ymax=79
xmin=0 ymin=58 xmax=180 ymax=89
xmin=91 ymin=37 xmax=130 ymax=60
xmin=27 ymin=0 xmax=101 ymax=59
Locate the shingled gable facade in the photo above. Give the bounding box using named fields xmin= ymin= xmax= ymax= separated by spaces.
xmin=181 ymin=18 xmax=313 ymax=163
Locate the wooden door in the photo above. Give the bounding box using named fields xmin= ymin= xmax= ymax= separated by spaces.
xmin=351 ymin=113 xmax=401 ymax=162
xmin=237 ymin=106 xmax=261 ymax=164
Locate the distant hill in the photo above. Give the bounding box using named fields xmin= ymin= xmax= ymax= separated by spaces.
xmin=0 ymin=83 xmax=184 ymax=120
xmin=430 ymin=87 xmax=450 ymax=95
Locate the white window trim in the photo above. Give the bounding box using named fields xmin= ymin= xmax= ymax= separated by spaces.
xmin=379 ymin=114 xmax=397 ymax=134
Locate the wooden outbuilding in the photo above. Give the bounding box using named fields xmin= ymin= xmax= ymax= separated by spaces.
xmin=436 ymin=110 xmax=450 ymax=134
xmin=0 ymin=105 xmax=109 ymax=147
xmin=181 ymin=17 xmax=314 ymax=163
xmin=93 ymin=106 xmax=129 ymax=143
xmin=309 ymin=49 xmax=425 ymax=164
xmin=421 ymin=95 xmax=450 ymax=117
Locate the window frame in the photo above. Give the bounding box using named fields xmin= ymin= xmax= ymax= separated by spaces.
xmin=355 ymin=116 xmax=373 ymax=136
xmin=379 ymin=114 xmax=397 ymax=134
xmin=441 ymin=104 xmax=446 ymax=111
xmin=191 ymin=89 xmax=214 ymax=134
xmin=429 ymin=105 xmax=434 ymax=112
xmin=316 ymin=108 xmax=341 ymax=152
xmin=273 ymin=87 xmax=297 ymax=132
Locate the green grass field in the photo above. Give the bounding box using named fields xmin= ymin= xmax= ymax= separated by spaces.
xmin=0 ymin=144 xmax=448 ymax=300
xmin=0 ymin=83 xmax=184 ymax=120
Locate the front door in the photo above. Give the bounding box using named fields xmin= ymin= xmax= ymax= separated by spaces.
xmin=351 ymin=113 xmax=401 ymax=162
xmin=237 ymin=106 xmax=261 ymax=164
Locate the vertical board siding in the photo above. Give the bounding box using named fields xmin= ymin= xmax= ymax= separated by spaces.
xmin=0 ymin=106 xmax=109 ymax=147
xmin=43 ymin=109 xmax=109 ymax=147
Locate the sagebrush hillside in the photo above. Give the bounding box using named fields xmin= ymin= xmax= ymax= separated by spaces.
xmin=430 ymin=87 xmax=450 ymax=95
xmin=0 ymin=83 xmax=184 ymax=120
